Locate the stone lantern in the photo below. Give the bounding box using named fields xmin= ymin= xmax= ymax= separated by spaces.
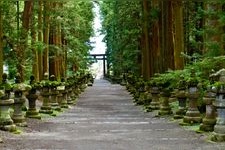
xmin=87 ymin=73 xmax=94 ymax=86
xmin=26 ymin=75 xmax=41 ymax=119
xmin=211 ymin=69 xmax=225 ymax=141
xmin=158 ymin=88 xmax=173 ymax=116
xmin=71 ymin=78 xmax=79 ymax=102
xmin=143 ymin=85 xmax=152 ymax=110
xmin=183 ymin=69 xmax=202 ymax=124
xmin=12 ymin=73 xmax=31 ymax=126
xmin=120 ymin=73 xmax=126 ymax=86
xmin=149 ymin=86 xmax=160 ymax=110
xmin=39 ymin=73 xmax=53 ymax=114
xmin=70 ymin=79 xmax=78 ymax=104
xmin=199 ymin=85 xmax=216 ymax=132
xmin=133 ymin=78 xmax=144 ymax=102
xmin=57 ymin=78 xmax=68 ymax=108
xmin=174 ymin=76 xmax=187 ymax=119
xmin=66 ymin=77 xmax=75 ymax=105
xmin=0 ymin=73 xmax=16 ymax=131
xmin=49 ymin=75 xmax=61 ymax=111
xmin=135 ymin=80 xmax=146 ymax=105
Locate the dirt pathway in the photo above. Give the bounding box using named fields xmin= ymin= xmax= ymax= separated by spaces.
xmin=0 ymin=79 xmax=225 ymax=150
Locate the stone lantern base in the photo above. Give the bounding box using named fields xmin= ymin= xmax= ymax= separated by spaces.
xmin=150 ymin=87 xmax=160 ymax=110
xmin=26 ymin=94 xmax=41 ymax=119
xmin=12 ymin=98 xmax=27 ymax=127
xmin=39 ymin=106 xmax=53 ymax=114
xmin=174 ymin=108 xmax=187 ymax=119
xmin=211 ymin=125 xmax=225 ymax=142
xmin=26 ymin=108 xmax=41 ymax=119
xmin=67 ymin=90 xmax=75 ymax=105
xmin=199 ymin=97 xmax=216 ymax=132
xmin=88 ymin=82 xmax=93 ymax=86
xmin=39 ymin=94 xmax=53 ymax=114
xmin=150 ymin=102 xmax=160 ymax=110
xmin=0 ymin=99 xmax=16 ymax=131
xmin=80 ymin=85 xmax=86 ymax=92
xmin=183 ymin=110 xmax=202 ymax=124
xmin=60 ymin=102 xmax=69 ymax=109
xmin=200 ymin=118 xmax=216 ymax=132
xmin=67 ymin=100 xmax=75 ymax=105
xmin=158 ymin=92 xmax=172 ymax=116
xmin=183 ymin=89 xmax=202 ymax=124
xmin=174 ymin=92 xmax=187 ymax=119
xmin=51 ymin=103 xmax=61 ymax=111
xmin=50 ymin=93 xmax=61 ymax=111
xmin=211 ymin=101 xmax=225 ymax=141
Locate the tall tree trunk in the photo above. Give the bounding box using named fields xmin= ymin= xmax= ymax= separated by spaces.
xmin=142 ymin=0 xmax=151 ymax=80
xmin=172 ymin=1 xmax=184 ymax=69
xmin=205 ymin=3 xmax=223 ymax=55
xmin=38 ymin=0 xmax=43 ymax=81
xmin=49 ymin=24 xmax=57 ymax=78
xmin=183 ymin=1 xmax=190 ymax=63
xmin=62 ymin=30 xmax=67 ymax=79
xmin=161 ymin=1 xmax=174 ymax=72
xmin=17 ymin=1 xmax=33 ymax=81
xmin=56 ymin=5 xmax=62 ymax=80
xmin=0 ymin=1 xmax=3 ymax=82
xmin=31 ymin=2 xmax=39 ymax=81
xmin=152 ymin=0 xmax=161 ymax=74
xmin=43 ymin=1 xmax=50 ymax=77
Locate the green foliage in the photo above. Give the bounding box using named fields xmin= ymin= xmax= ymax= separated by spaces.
xmin=148 ymin=56 xmax=225 ymax=92
xmin=13 ymin=83 xmax=31 ymax=91
xmin=100 ymin=1 xmax=142 ymax=77
xmin=63 ymin=1 xmax=94 ymax=71
xmin=150 ymin=70 xmax=183 ymax=91
xmin=0 ymin=82 xmax=12 ymax=91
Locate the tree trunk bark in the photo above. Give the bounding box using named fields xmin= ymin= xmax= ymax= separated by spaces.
xmin=152 ymin=0 xmax=161 ymax=74
xmin=38 ymin=0 xmax=43 ymax=81
xmin=205 ymin=3 xmax=223 ymax=55
xmin=172 ymin=1 xmax=184 ymax=70
xmin=31 ymin=3 xmax=39 ymax=81
xmin=142 ymin=0 xmax=151 ymax=80
xmin=43 ymin=1 xmax=50 ymax=77
xmin=0 ymin=2 xmax=3 ymax=82
xmin=161 ymin=1 xmax=174 ymax=72
xmin=17 ymin=1 xmax=33 ymax=81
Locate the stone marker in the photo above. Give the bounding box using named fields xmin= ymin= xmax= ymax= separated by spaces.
xmin=58 ymin=78 xmax=69 ymax=108
xmin=12 ymin=73 xmax=30 ymax=127
xmin=39 ymin=73 xmax=53 ymax=114
xmin=174 ymin=76 xmax=187 ymax=119
xmin=0 ymin=73 xmax=16 ymax=131
xmin=183 ymin=69 xmax=202 ymax=124
xmin=26 ymin=75 xmax=41 ymax=119
xmin=211 ymin=69 xmax=225 ymax=141
xmin=49 ymin=75 xmax=61 ymax=111
xmin=149 ymin=86 xmax=160 ymax=110
xmin=199 ymin=85 xmax=216 ymax=132
xmin=158 ymin=89 xmax=173 ymax=116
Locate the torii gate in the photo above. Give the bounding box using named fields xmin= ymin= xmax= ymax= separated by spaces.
xmin=90 ymin=54 xmax=107 ymax=77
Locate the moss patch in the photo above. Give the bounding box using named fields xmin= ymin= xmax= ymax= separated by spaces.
xmin=182 ymin=124 xmax=200 ymax=132
xmin=12 ymin=129 xmax=23 ymax=134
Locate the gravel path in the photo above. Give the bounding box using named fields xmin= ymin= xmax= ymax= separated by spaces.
xmin=0 ymin=79 xmax=225 ymax=150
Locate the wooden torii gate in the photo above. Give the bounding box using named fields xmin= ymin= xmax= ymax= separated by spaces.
xmin=90 ymin=54 xmax=107 ymax=77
